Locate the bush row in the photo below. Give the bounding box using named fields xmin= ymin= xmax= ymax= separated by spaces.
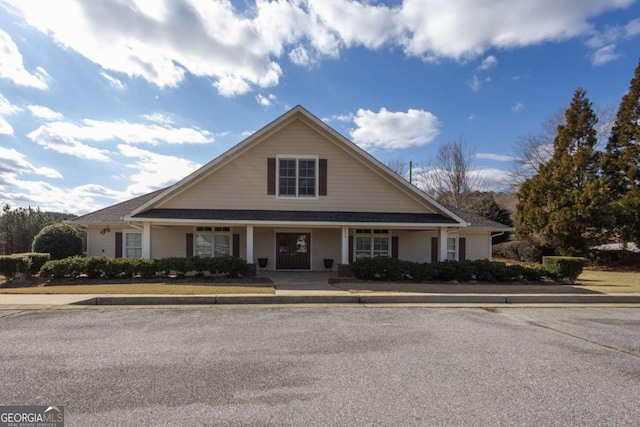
xmin=542 ymin=256 xmax=588 ymax=283
xmin=0 ymin=253 xmax=51 ymax=280
xmin=39 ymin=256 xmax=248 ymax=279
xmin=352 ymin=256 xmax=586 ymax=283
xmin=492 ymin=240 xmax=542 ymax=263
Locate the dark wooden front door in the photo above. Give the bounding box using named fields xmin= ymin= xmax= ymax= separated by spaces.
xmin=276 ymin=233 xmax=311 ymax=270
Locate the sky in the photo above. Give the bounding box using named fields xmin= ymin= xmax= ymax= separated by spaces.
xmin=0 ymin=0 xmax=639 ymax=215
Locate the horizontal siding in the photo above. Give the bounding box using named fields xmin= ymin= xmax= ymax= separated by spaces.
xmin=459 ymin=231 xmax=491 ymax=260
xmin=394 ymin=230 xmax=430 ymax=263
xmin=151 ymin=226 xmax=192 ymax=259
xmin=158 ymin=118 xmax=432 ymax=213
xmin=312 ymin=228 xmax=341 ymax=271
xmin=87 ymin=227 xmax=123 ymax=258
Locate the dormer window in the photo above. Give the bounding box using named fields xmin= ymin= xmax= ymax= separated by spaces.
xmin=278 ymin=157 xmax=317 ymax=198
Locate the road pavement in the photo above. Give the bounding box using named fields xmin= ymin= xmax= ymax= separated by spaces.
xmin=1 ymin=307 xmax=639 ymax=426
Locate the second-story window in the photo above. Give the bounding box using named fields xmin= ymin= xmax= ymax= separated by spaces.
xmin=278 ymin=157 xmax=317 ymax=197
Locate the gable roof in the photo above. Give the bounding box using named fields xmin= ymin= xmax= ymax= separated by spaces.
xmin=127 ymin=105 xmax=467 ymax=224
xmin=70 ymin=188 xmax=167 ymax=224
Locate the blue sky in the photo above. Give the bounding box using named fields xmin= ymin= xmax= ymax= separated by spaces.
xmin=0 ymin=0 xmax=639 ymax=214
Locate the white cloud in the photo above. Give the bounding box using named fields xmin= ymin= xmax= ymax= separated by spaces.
xmin=100 ymin=71 xmax=125 ymax=89
xmin=7 ymin=0 xmax=633 ymax=95
xmin=256 ymin=93 xmax=277 ymax=108
xmin=27 ymin=105 xmax=63 ymax=120
xmin=117 ymin=144 xmax=201 ymax=195
xmin=468 ymin=114 xmax=476 ymax=121
xmin=586 ymin=17 xmax=640 ymax=65
xmin=512 ymin=101 xmax=525 ymax=112
xmin=349 ymin=108 xmax=441 ymax=151
xmin=478 ymin=55 xmax=498 ymax=70
xmin=0 ymin=28 xmax=49 ymax=89
xmin=477 ymin=153 xmax=517 ymax=162
xmin=141 ymin=113 xmax=174 ymax=125
xmin=468 ymin=75 xmax=481 ymax=92
xmin=27 ymin=117 xmax=214 ymax=161
xmin=333 ymin=112 xmax=355 ymax=122
xmin=0 ymin=93 xmax=23 ymax=135
xmin=0 ymin=146 xmax=62 ymax=178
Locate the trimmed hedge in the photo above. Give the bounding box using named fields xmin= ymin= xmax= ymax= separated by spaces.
xmin=352 ymin=257 xmax=553 ymax=283
xmin=0 ymin=253 xmax=50 ymax=280
xmin=39 ymin=256 xmax=248 ymax=279
xmin=542 ymin=256 xmax=587 ymax=283
xmin=492 ymin=240 xmax=542 ymax=263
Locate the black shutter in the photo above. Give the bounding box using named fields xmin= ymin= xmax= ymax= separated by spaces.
xmin=233 ymin=234 xmax=240 ymax=258
xmin=391 ymin=236 xmax=399 ymax=259
xmin=319 ymin=159 xmax=327 ymax=196
xmin=267 ymin=158 xmax=276 ymax=195
xmin=186 ymin=233 xmax=193 ymax=258
xmin=431 ymin=237 xmax=438 ymax=263
xmin=459 ymin=237 xmax=466 ymax=261
xmin=348 ymin=235 xmax=353 ymax=264
xmin=115 ymin=232 xmax=123 ymax=258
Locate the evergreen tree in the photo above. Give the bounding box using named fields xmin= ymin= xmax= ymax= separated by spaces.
xmin=516 ymin=88 xmax=606 ymax=255
xmin=602 ymin=59 xmax=640 ymax=246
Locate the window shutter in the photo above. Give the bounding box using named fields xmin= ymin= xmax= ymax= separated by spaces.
xmin=233 ymin=234 xmax=240 ymax=258
xmin=267 ymin=158 xmax=276 ymax=195
xmin=431 ymin=237 xmax=438 ymax=263
xmin=391 ymin=236 xmax=399 ymax=259
xmin=459 ymin=237 xmax=466 ymax=261
xmin=186 ymin=233 xmax=194 ymax=258
xmin=115 ymin=232 xmax=123 ymax=258
xmin=319 ymin=159 xmax=328 ymax=196
xmin=348 ymin=235 xmax=353 ymax=264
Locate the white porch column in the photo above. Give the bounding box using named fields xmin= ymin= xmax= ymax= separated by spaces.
xmin=246 ymin=225 xmax=254 ymax=263
xmin=142 ymin=222 xmax=151 ymax=259
xmin=438 ymin=227 xmax=448 ymax=262
xmin=341 ymin=226 xmax=349 ymax=264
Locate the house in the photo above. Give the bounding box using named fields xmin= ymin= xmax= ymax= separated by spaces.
xmin=71 ymin=106 xmax=511 ymax=274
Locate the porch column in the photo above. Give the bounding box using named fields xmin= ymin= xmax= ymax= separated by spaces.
xmin=246 ymin=225 xmax=254 ymax=263
xmin=438 ymin=227 xmax=448 ymax=262
xmin=142 ymin=222 xmax=151 ymax=259
xmin=341 ymin=226 xmax=349 ymax=264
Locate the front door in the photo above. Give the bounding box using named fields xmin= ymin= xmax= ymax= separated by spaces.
xmin=276 ymin=233 xmax=311 ymax=270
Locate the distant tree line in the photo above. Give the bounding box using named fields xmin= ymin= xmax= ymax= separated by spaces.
xmin=0 ymin=204 xmax=78 ymax=255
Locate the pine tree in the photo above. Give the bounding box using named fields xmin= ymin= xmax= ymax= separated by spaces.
xmin=516 ymin=88 xmax=606 ymax=255
xmin=602 ymin=59 xmax=640 ymax=246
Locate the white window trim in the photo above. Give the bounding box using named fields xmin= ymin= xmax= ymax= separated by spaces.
xmin=194 ymin=226 xmax=233 ymax=257
xmin=276 ymin=155 xmax=319 ymax=199
xmin=123 ymin=230 xmax=142 ymax=259
xmin=354 ymin=229 xmax=391 ymax=260
xmin=446 ymin=236 xmax=459 ymax=261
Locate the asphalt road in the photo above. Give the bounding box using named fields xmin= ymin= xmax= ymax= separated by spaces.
xmin=1 ymin=307 xmax=639 ymax=426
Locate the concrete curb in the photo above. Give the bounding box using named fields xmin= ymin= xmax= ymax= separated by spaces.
xmin=71 ymin=294 xmax=640 ymax=306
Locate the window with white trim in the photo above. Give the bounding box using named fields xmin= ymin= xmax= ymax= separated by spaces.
xmin=278 ymin=157 xmax=317 ymax=197
xmin=355 ymin=229 xmax=390 ymax=260
xmin=124 ymin=232 xmax=142 ymax=259
xmin=195 ymin=227 xmax=232 ymax=257
xmin=446 ymin=237 xmax=458 ymax=261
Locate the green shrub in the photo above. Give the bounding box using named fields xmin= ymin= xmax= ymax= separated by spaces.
xmin=32 ymin=223 xmax=83 ymax=260
xmin=492 ymin=240 xmax=542 ymax=263
xmin=39 ymin=256 xmax=86 ymax=279
xmin=352 ymin=257 xmax=549 ymax=283
xmin=0 ymin=253 xmax=50 ymax=279
xmin=542 ymin=256 xmax=588 ymax=283
xmin=85 ymin=256 xmax=110 ymax=278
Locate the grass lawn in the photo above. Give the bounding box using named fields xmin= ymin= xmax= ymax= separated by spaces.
xmin=0 ymin=283 xmax=275 ymax=295
xmin=575 ymin=270 xmax=640 ymax=293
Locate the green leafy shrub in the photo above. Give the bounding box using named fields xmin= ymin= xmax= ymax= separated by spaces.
xmin=32 ymin=223 xmax=83 ymax=260
xmin=492 ymin=240 xmax=542 ymax=263
xmin=542 ymin=256 xmax=588 ymax=283
xmin=352 ymin=257 xmax=547 ymax=283
xmin=0 ymin=253 xmax=50 ymax=279
xmin=40 ymin=256 xmax=86 ymax=279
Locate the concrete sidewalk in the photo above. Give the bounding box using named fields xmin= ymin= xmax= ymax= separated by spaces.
xmin=1 ymin=292 xmax=640 ymax=309
xmin=2 ymin=272 xmax=640 ymax=308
